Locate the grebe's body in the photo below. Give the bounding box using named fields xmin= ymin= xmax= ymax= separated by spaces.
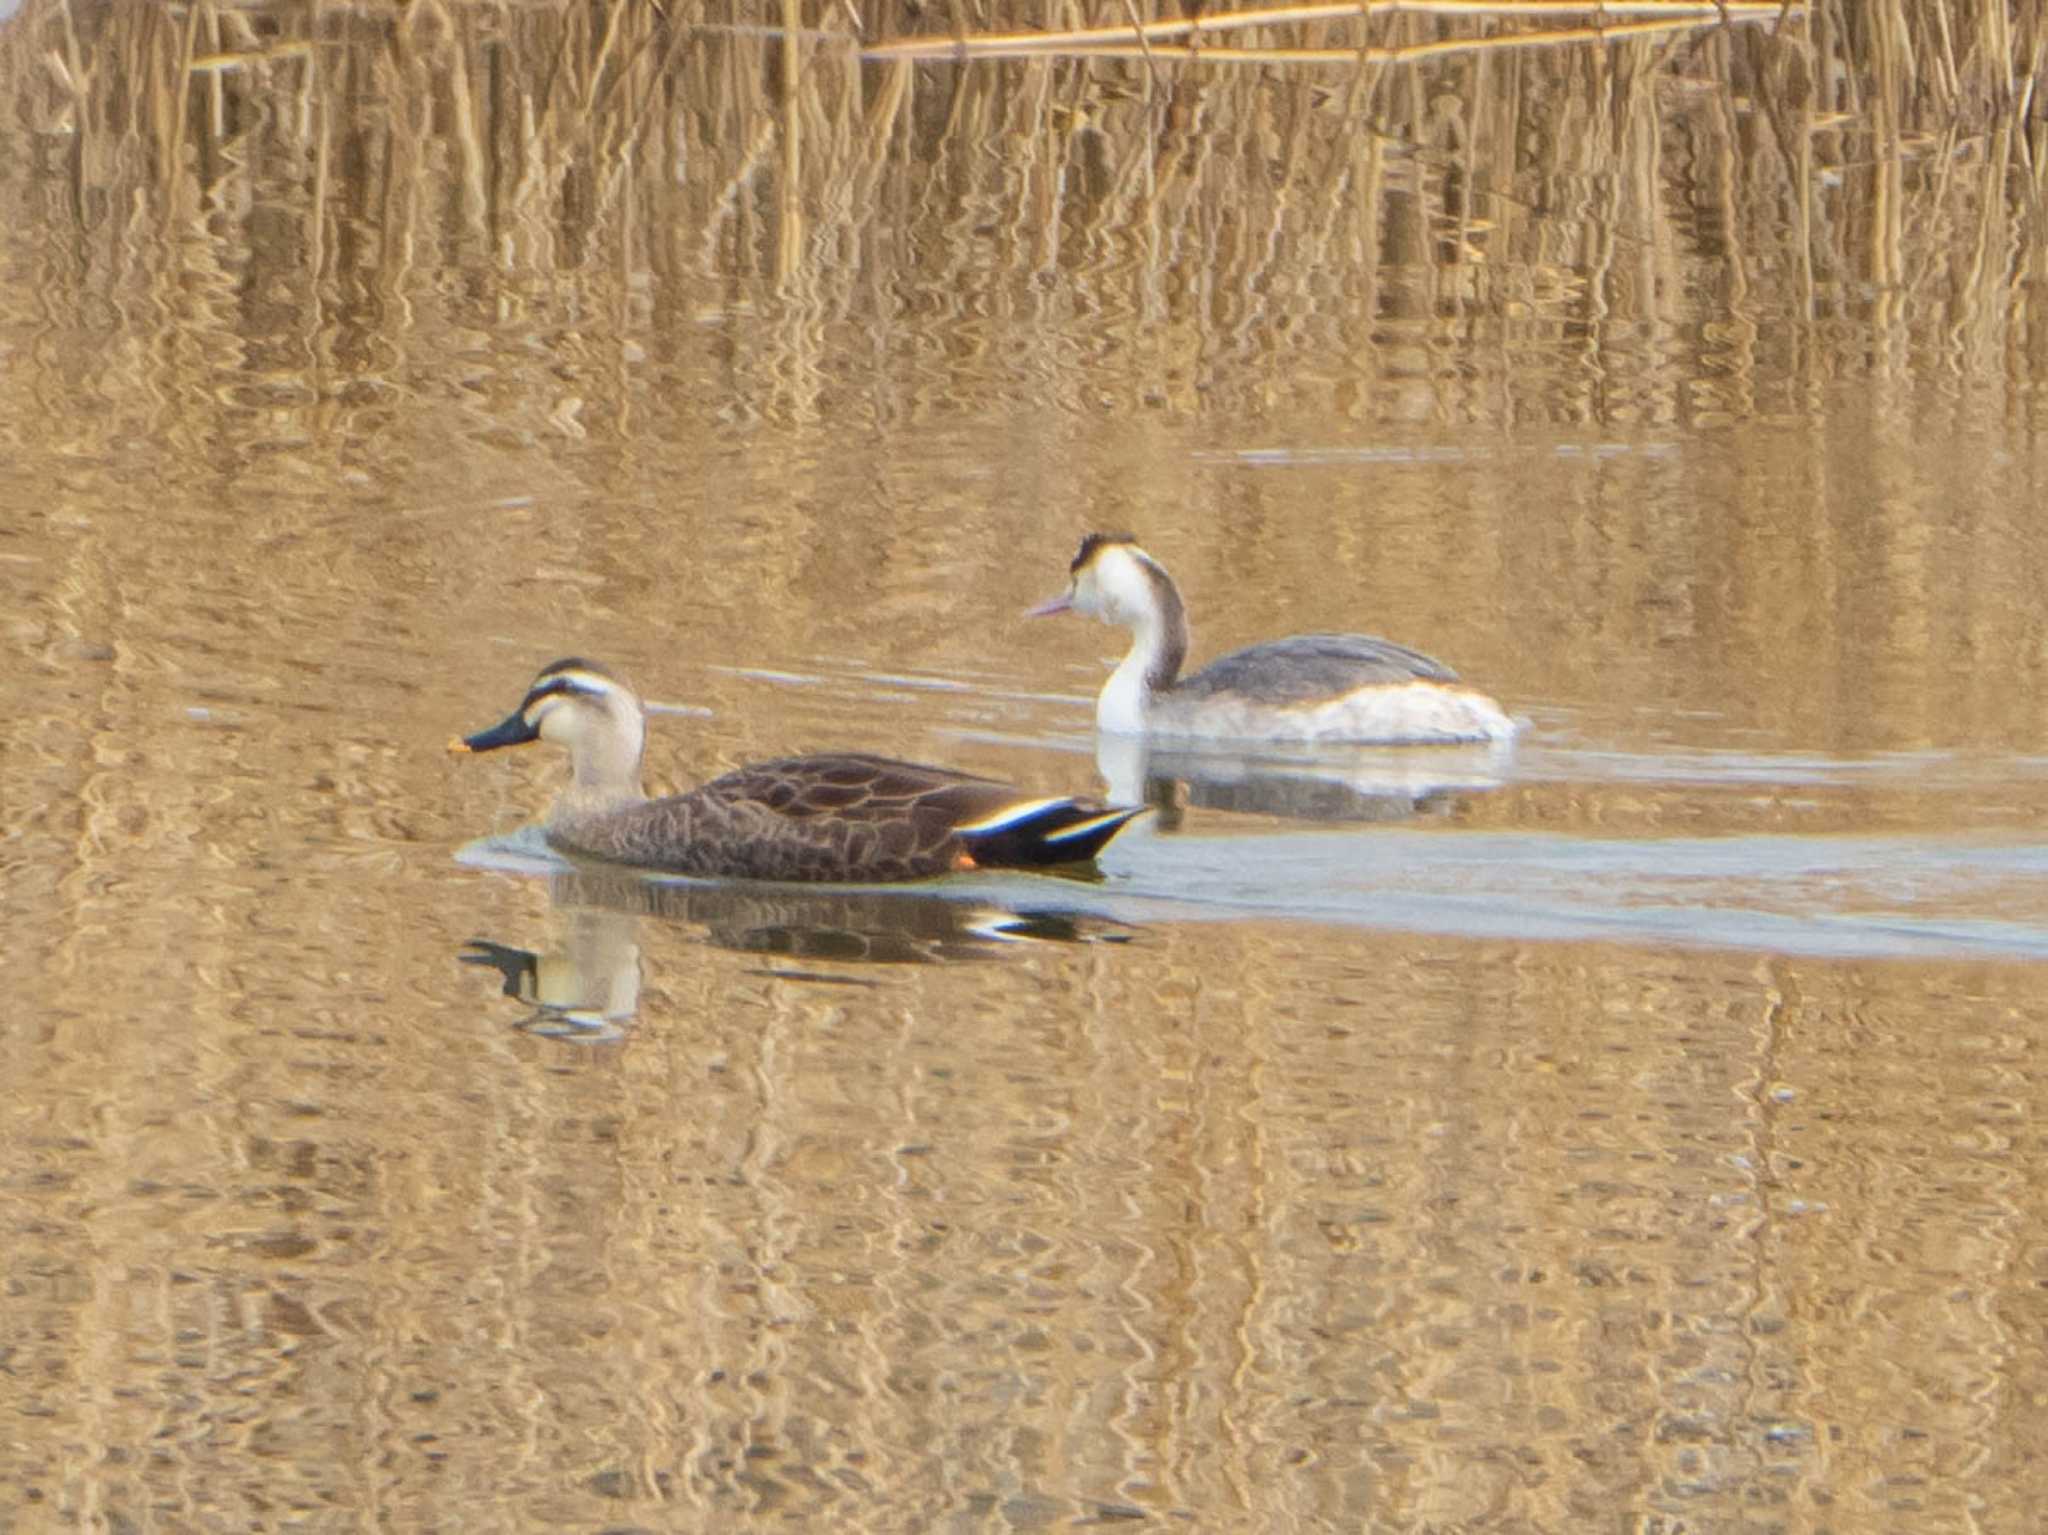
xmin=451 ymin=659 xmax=1143 ymax=882
xmin=1030 ymin=534 xmax=1517 ymax=745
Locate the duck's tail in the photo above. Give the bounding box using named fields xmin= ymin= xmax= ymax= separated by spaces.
xmin=954 ymin=798 xmax=1149 ymax=870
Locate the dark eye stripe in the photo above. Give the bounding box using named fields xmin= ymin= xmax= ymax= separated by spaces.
xmin=522 ymin=674 xmax=608 ymax=711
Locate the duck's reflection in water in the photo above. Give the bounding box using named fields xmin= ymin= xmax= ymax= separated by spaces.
xmin=461 ymin=905 xmax=643 ymax=1041
xmin=460 ymin=863 xmax=1139 ymax=1038
xmin=1094 ymin=732 xmax=1516 ymax=830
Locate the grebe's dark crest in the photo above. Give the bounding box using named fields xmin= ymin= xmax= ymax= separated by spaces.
xmin=1071 ymin=531 xmax=1139 ymax=573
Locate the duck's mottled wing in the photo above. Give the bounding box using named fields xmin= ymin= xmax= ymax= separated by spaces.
xmin=1179 ymin=633 xmax=1459 ymax=703
xmin=689 ymin=754 xmax=1036 ymax=881
xmin=713 ymin=753 xmax=1025 ymax=825
xmin=764 ymin=755 xmax=1144 ymax=869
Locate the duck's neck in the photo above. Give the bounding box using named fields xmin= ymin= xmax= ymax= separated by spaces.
xmin=556 ymin=725 xmax=648 ymax=820
xmin=1098 ymin=587 xmax=1189 ymax=734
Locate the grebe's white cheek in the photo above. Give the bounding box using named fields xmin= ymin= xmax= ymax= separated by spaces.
xmin=1071 ymin=571 xmax=1107 ymax=621
xmin=1089 ymin=549 xmax=1156 ymax=627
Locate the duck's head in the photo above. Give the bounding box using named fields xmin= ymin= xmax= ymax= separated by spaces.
xmin=449 ymin=657 xmax=646 ymax=794
xmin=1026 ymin=532 xmax=1174 ymax=629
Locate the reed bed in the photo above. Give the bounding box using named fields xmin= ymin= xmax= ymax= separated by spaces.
xmin=0 ymin=0 xmax=2043 ymax=443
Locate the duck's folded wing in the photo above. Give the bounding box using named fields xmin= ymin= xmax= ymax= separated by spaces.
xmin=1180 ymin=633 xmax=1460 ymax=703
xmin=699 ymin=754 xmax=1140 ymax=876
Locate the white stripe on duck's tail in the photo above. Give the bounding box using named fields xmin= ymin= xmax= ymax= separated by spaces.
xmin=955 ymin=798 xmax=1148 ymax=868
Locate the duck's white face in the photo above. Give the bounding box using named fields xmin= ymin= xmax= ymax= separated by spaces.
xmin=454 ymin=660 xmax=646 ymax=792
xmin=529 ymin=669 xmax=636 ymax=750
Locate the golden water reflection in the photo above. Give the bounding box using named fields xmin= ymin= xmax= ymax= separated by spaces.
xmin=8 ymin=870 xmax=2043 ymax=1528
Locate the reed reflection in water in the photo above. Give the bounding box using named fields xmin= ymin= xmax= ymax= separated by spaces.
xmin=3 ymin=1 xmax=2048 ymax=1531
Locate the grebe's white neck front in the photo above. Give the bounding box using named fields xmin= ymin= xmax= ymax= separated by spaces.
xmin=1097 ymin=646 xmax=1154 ymax=734
xmin=1076 ymin=544 xmax=1190 ymax=734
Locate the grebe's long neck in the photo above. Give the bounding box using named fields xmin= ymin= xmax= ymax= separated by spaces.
xmin=1097 ymin=573 xmax=1190 ymax=734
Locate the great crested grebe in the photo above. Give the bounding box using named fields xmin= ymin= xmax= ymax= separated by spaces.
xmin=451 ymin=658 xmax=1145 ymax=881
xmin=1027 ymin=534 xmax=1518 ymax=745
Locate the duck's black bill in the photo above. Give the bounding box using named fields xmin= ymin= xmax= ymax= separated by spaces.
xmin=455 ymin=709 xmax=542 ymax=753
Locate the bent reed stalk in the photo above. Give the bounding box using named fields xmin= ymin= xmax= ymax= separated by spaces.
xmin=866 ymin=1 xmax=1803 ymax=62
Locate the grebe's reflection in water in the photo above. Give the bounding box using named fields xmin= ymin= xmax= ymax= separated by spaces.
xmin=455 ymin=838 xmax=1141 ymax=1038
xmin=1092 ymin=732 xmax=1516 ymax=830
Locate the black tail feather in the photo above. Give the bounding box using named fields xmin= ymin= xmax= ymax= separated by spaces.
xmin=957 ymin=802 xmax=1147 ymax=869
